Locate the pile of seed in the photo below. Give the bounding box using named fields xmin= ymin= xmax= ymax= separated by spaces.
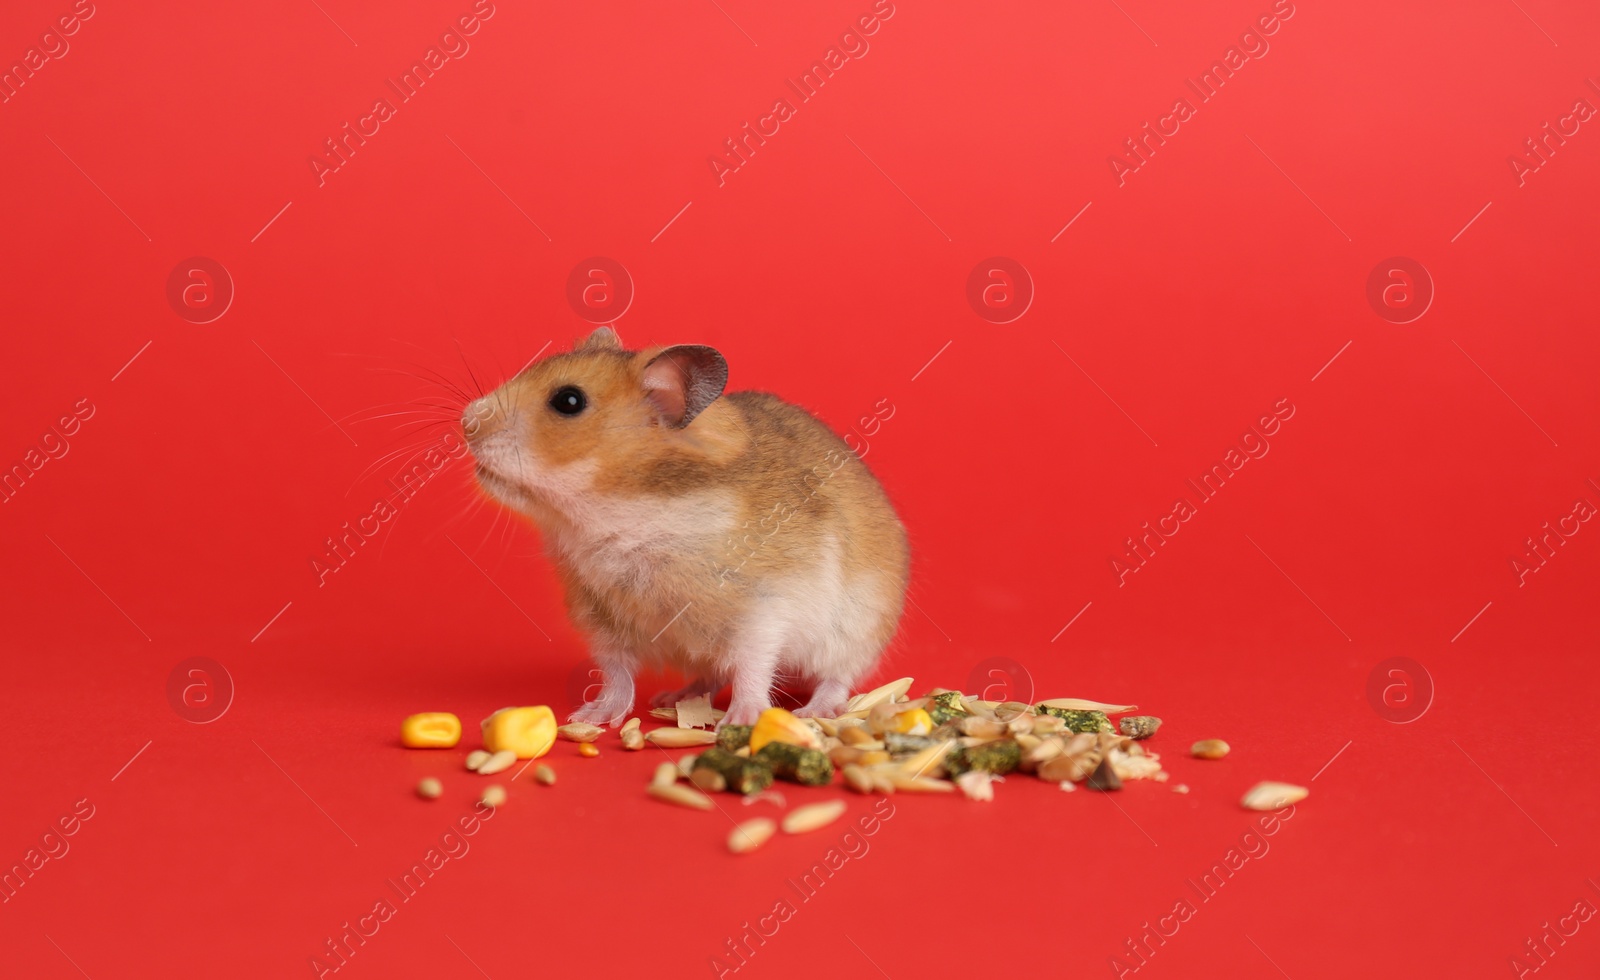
xmin=572 ymin=680 xmax=1176 ymax=801
xmin=544 ymin=677 xmax=1315 ymax=855
xmin=543 ymin=677 xmax=1314 ymax=853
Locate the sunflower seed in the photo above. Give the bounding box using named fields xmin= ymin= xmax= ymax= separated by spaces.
xmin=1086 ymin=757 xmax=1122 ymax=791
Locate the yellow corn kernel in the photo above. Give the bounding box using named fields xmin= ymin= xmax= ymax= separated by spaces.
xmin=888 ymin=708 xmax=934 ymax=735
xmin=481 ymin=706 xmax=557 ymax=759
xmin=748 ymin=707 xmax=821 ymax=755
xmin=401 ymin=712 xmax=462 ymax=748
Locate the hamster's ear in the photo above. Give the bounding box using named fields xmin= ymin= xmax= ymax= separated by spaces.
xmin=641 ymin=345 xmax=728 ymax=428
xmin=577 ymin=326 xmax=622 ymax=351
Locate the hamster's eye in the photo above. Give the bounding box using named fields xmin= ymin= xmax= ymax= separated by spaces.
xmin=549 ymin=385 xmax=587 ymax=416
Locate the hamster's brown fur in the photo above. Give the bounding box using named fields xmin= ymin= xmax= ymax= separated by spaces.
xmin=463 ymin=327 xmax=909 ymax=725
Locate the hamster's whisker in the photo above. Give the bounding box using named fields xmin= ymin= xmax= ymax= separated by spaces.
xmin=472 ymin=493 xmax=512 ymax=558
xmin=336 ymin=349 xmax=476 ymax=406
xmin=340 ymin=435 xmax=446 ymax=498
xmin=364 ymin=340 xmax=480 ymax=398
xmin=452 ymin=334 xmax=487 ymax=399
xmin=335 ymin=404 xmax=457 ymax=428
xmin=425 ymin=480 xmax=504 ymax=546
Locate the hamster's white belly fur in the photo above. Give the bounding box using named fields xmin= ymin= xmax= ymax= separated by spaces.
xmin=553 ymin=489 xmax=888 ymax=683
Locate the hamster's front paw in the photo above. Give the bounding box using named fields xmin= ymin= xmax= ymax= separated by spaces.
xmin=719 ymin=700 xmax=768 ymax=727
xmin=570 ymin=698 xmax=632 ymax=727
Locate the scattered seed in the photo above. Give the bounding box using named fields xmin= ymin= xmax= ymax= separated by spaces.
xmin=1119 ymin=716 xmax=1163 ymax=740
xmin=1109 ymin=748 xmax=1164 ymax=782
xmin=648 ymin=782 xmax=712 ymax=811
xmin=841 ymin=764 xmax=873 ymax=794
xmin=644 ymin=728 xmax=719 ymax=748
xmin=955 ymin=771 xmax=994 ymax=801
xmin=677 ymin=753 xmax=701 ymax=778
xmin=481 ymin=784 xmax=507 ymax=807
xmin=959 ymin=716 xmax=1006 ymax=739
xmin=839 ymin=725 xmax=877 ymax=747
xmin=477 ymin=749 xmax=517 ymax=775
xmin=1058 ymin=780 xmax=1076 ymax=793
xmin=1012 ymin=733 xmax=1043 ymax=753
xmin=621 ymin=717 xmax=641 ymax=734
xmin=1241 ymin=781 xmax=1308 ymax=811
xmin=993 ymin=701 xmax=1032 ymax=721
xmin=1037 ymin=697 xmax=1138 ymax=714
xmin=651 ymin=762 xmax=680 ymax=788
xmin=1192 ymin=739 xmax=1230 ymax=760
xmin=728 ymin=818 xmax=777 ymax=854
xmin=578 ymin=743 xmax=600 ymax=758
xmin=557 ymin=723 xmax=604 ymax=743
xmin=621 ymin=728 xmax=645 ymax=751
xmin=1173 ymin=784 xmax=1190 ymax=794
xmin=1030 ymin=714 xmax=1066 ymax=735
xmin=533 ymin=764 xmax=557 ymax=786
xmin=416 ymin=777 xmax=443 ymax=799
xmin=829 ymin=744 xmax=867 ymax=768
xmin=844 ymin=677 xmax=914 ymax=713
xmin=898 ymin=739 xmax=955 ymax=778
xmin=1086 ymin=757 xmax=1123 ymax=791
xmin=465 ymin=750 xmax=491 ymax=771
xmin=781 ymin=800 xmax=848 ymax=834
xmin=889 ymin=774 xmax=956 ymax=793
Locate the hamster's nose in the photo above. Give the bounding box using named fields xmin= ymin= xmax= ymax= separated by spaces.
xmin=462 ymin=397 xmax=498 ymax=443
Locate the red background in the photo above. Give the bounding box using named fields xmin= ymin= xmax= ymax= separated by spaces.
xmin=2 ymin=0 xmax=1598 ymax=977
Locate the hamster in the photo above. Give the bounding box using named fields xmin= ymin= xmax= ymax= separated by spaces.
xmin=461 ymin=327 xmax=910 ymax=726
